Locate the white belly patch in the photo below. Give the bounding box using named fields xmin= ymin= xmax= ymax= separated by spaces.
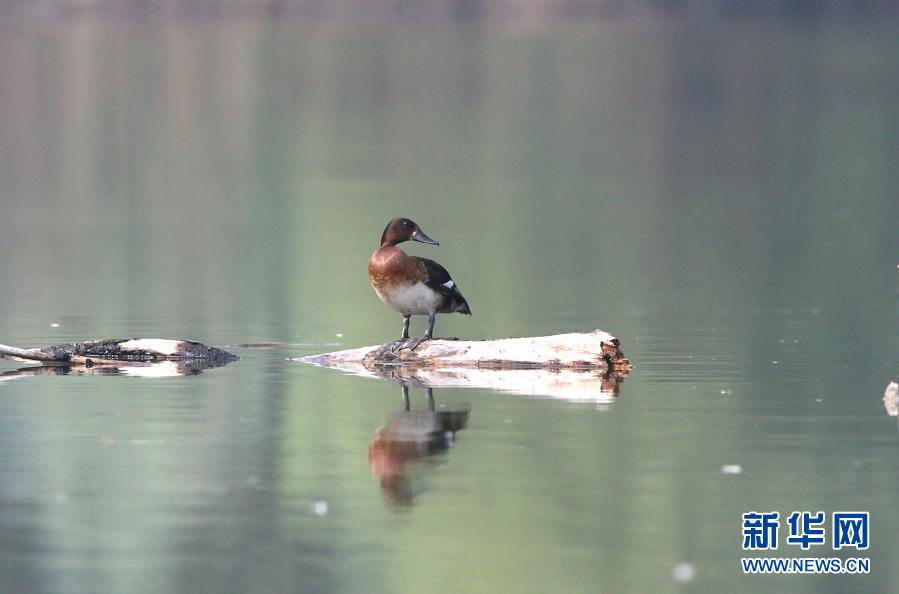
xmin=378 ymin=282 xmax=442 ymax=316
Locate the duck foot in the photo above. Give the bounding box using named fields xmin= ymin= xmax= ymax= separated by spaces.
xmin=373 ymin=340 xmax=404 ymax=357
xmin=401 ymin=337 xmax=429 ymax=352
xmin=372 ymin=337 xmax=432 ymax=357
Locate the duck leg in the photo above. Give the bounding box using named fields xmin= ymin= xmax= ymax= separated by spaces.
xmin=372 ymin=316 xmax=413 ymax=355
xmin=401 ymin=315 xmax=411 ymax=340
xmin=381 ymin=316 xmax=413 ymax=353
xmin=423 ymin=313 xmax=436 ymax=340
xmin=404 ymin=314 xmax=436 ymax=351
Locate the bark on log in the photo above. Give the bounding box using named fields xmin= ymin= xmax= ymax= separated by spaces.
xmin=0 ymin=338 xmax=238 ymax=366
xmin=297 ymin=330 xmax=629 ymax=402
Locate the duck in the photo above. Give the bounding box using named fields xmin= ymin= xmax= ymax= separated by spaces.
xmin=368 ymin=217 xmax=471 ymax=349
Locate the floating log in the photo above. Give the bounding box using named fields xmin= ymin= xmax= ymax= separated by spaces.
xmin=300 ymin=330 xmax=629 ymax=372
xmin=0 ymin=338 xmax=238 ymax=367
xmin=297 ymin=330 xmax=629 ymax=402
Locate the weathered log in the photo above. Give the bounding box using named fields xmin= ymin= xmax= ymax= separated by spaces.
xmin=0 ymin=338 xmax=238 ymax=366
xmin=0 ymin=344 xmax=59 ymax=362
xmin=300 ymin=330 xmax=629 ymax=372
xmin=297 ymin=330 xmax=629 ymax=402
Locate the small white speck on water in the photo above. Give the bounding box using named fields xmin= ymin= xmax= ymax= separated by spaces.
xmin=335 ymin=333 xmax=343 ymax=338
xmin=128 ymin=438 xmax=165 ymax=446
xmin=721 ymin=464 xmax=742 ymax=475
xmin=815 ymin=398 xmax=822 ymax=403
xmin=50 ymin=323 xmax=60 ymax=328
xmin=719 ymin=389 xmax=732 ymax=395
xmin=672 ymin=562 xmax=696 ymax=583
xmin=772 ymin=360 xmax=779 ymax=365
xmin=313 ymin=501 xmax=329 ymax=516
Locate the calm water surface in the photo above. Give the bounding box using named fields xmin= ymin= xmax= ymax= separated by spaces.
xmin=1 ymin=20 xmax=898 ymax=594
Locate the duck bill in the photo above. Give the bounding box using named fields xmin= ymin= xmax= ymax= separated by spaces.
xmin=412 ymin=229 xmax=439 ymax=246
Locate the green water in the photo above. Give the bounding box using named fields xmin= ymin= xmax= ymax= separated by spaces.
xmin=1 ymin=20 xmax=898 ymax=594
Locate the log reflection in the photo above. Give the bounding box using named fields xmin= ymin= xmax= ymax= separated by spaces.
xmin=0 ymin=359 xmax=232 ymax=381
xmin=302 ymin=356 xmax=622 ymax=404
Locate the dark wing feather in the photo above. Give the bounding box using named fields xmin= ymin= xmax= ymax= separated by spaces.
xmin=416 ymin=257 xmax=472 ymax=315
xmin=417 ymin=257 xmax=454 ymax=294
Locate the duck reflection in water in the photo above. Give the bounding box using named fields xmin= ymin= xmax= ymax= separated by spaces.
xmin=368 ymin=384 xmax=469 ymax=506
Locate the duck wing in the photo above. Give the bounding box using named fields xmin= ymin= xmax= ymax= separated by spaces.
xmin=416 ymin=257 xmax=472 ymax=314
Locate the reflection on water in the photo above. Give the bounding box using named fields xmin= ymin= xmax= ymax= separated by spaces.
xmin=2 ymin=18 xmax=899 ymax=594
xmin=0 ymin=358 xmax=233 ymax=381
xmin=369 ymin=385 xmax=469 ymax=506
xmin=302 ymin=357 xmax=624 ymax=405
